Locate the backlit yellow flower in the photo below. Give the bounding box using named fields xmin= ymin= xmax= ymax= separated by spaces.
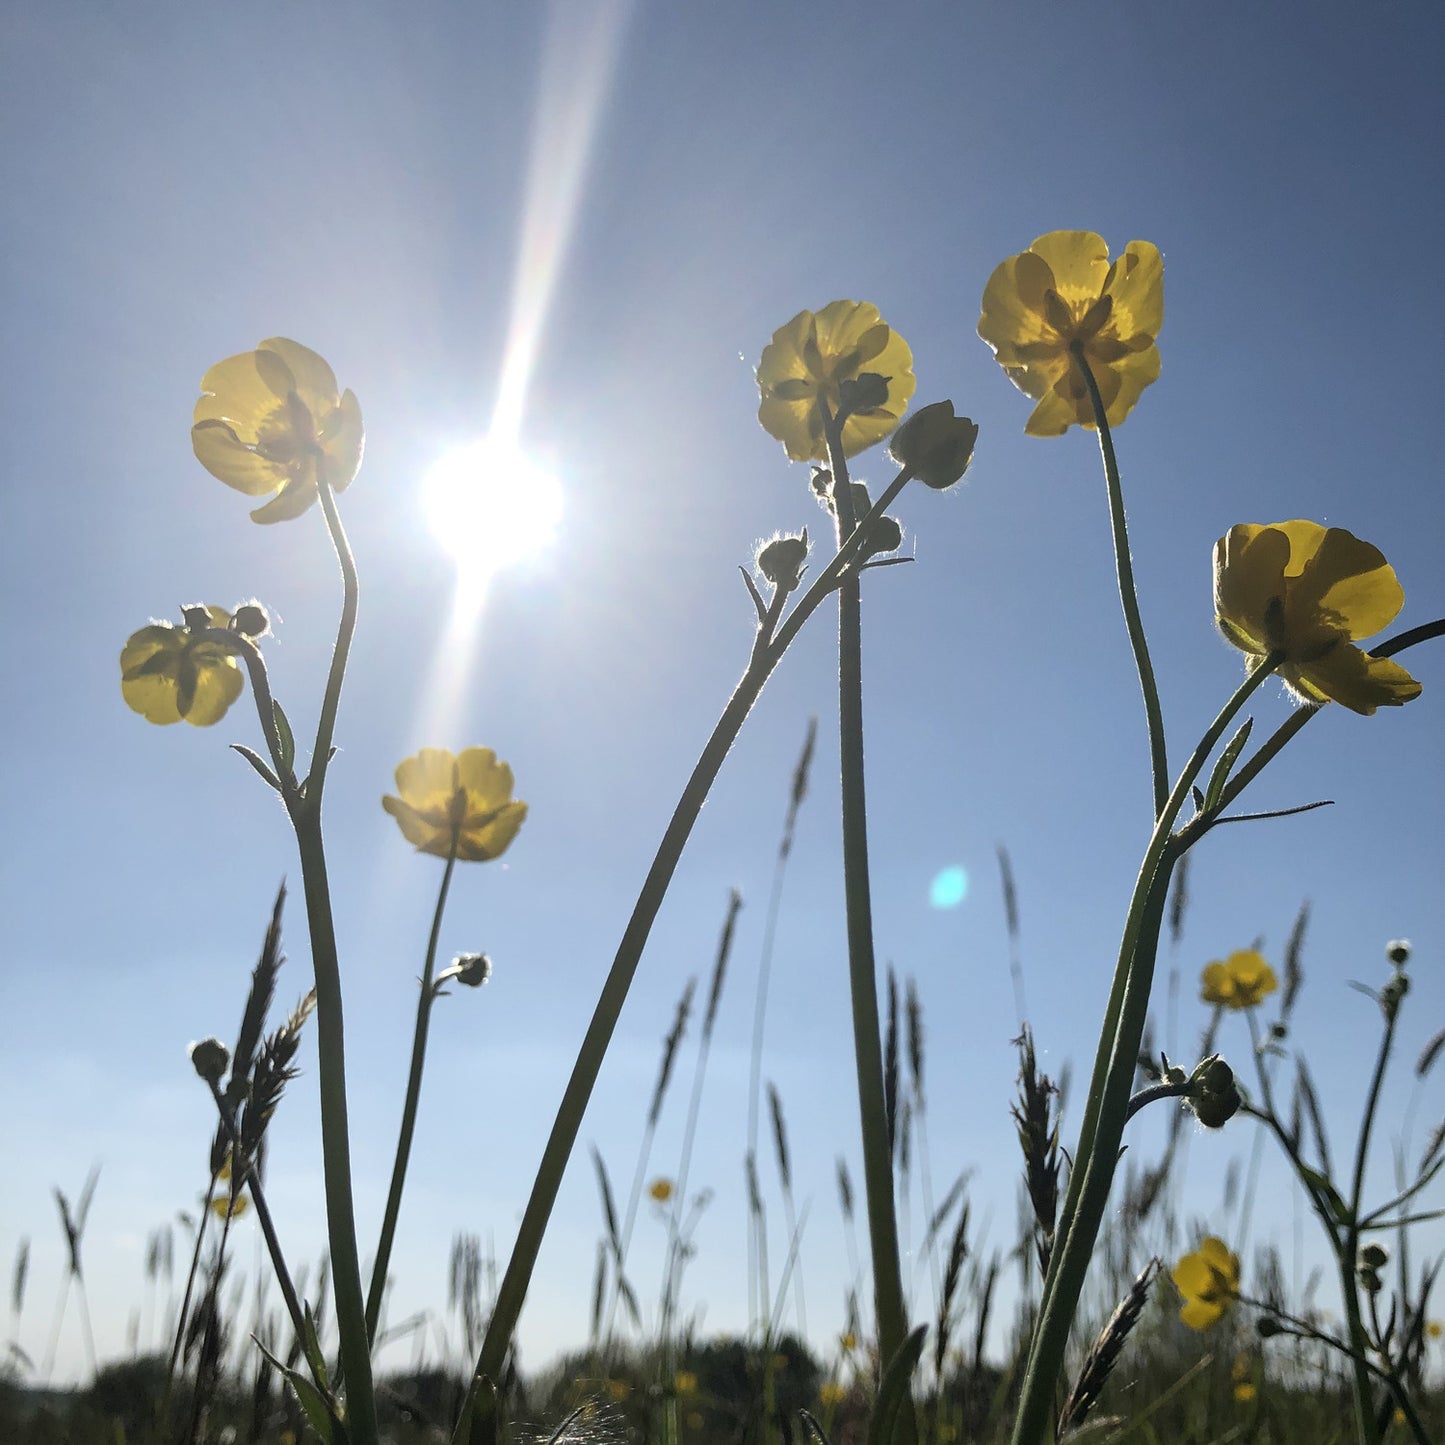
xmin=978 ymin=230 xmax=1162 ymax=437
xmin=192 ymin=338 xmax=363 ymax=524
xmin=818 ymin=1381 xmax=847 ymax=1407
xmin=674 ymin=1371 xmax=697 ymax=1396
xmin=382 ymin=748 xmax=526 ymax=862
xmin=1200 ymin=950 xmax=1278 ymax=1011
xmin=757 ymin=301 xmax=915 ymax=462
xmin=648 ymin=1177 xmax=675 ymax=1203
xmin=120 ymin=606 xmax=244 ymax=726
xmin=1172 ymin=1237 xmax=1240 ymax=1330
xmin=1214 ymin=521 xmax=1421 ymax=715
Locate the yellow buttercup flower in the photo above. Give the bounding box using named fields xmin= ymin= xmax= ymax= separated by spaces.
xmin=1171 ymin=1237 xmax=1240 ymax=1330
xmin=120 ymin=605 xmax=244 ymax=727
xmin=978 ymin=230 xmax=1162 ymax=437
xmin=648 ymin=1177 xmax=675 ymax=1203
xmin=382 ymin=748 xmax=527 ymax=862
xmin=756 ymin=301 xmax=915 ymax=462
xmin=1214 ymin=521 xmax=1421 ymax=715
xmin=192 ymin=338 xmax=363 ymax=524
xmin=818 ymin=1381 xmax=847 ymax=1407
xmin=1200 ymin=950 xmax=1278 ymax=1010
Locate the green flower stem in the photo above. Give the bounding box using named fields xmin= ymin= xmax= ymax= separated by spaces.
xmin=1073 ymin=346 xmax=1169 ymax=820
xmin=365 ymin=833 xmax=462 ymax=1344
xmin=471 ymin=467 xmax=916 ymax=1390
xmin=1123 ymin=1078 xmax=1192 ymax=1123
xmin=1011 ymin=652 xmax=1280 ymax=1445
xmin=821 ymin=406 xmax=911 ymax=1383
xmin=282 ymin=478 xmax=376 ymax=1443
xmin=204 ymin=1081 xmax=310 ymax=1357
xmin=1339 ymin=991 xmax=1403 ymax=1445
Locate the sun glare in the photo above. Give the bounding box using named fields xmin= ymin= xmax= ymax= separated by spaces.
xmin=423 ymin=437 xmax=563 ymax=579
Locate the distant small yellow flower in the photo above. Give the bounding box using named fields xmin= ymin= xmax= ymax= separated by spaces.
xmin=978 ymin=231 xmax=1162 ymax=437
xmin=192 ymin=338 xmax=363 ymax=524
xmin=674 ymin=1370 xmax=697 ymax=1396
xmin=818 ymin=1381 xmax=847 ymax=1407
xmin=756 ymin=301 xmax=916 ymax=462
xmin=1201 ymin=950 xmax=1278 ymax=1011
xmin=1214 ymin=521 xmax=1421 ymax=715
xmin=208 ymin=1150 xmax=251 ymax=1220
xmin=838 ymin=1331 xmax=858 ymax=1353
xmin=382 ymin=748 xmax=527 ymax=862
xmin=121 ymin=606 xmax=244 ymax=726
xmin=605 ymin=1379 xmax=631 ymax=1402
xmin=1233 ymin=1382 xmax=1257 ymax=1403
xmin=1427 ymin=1319 xmax=1442 ymax=1339
xmin=1172 ymin=1237 xmax=1240 ymax=1330
xmin=648 ymin=1177 xmax=675 ymax=1203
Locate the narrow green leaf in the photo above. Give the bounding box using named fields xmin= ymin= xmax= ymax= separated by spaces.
xmin=1298 ymin=1165 xmax=1354 ymax=1228
xmin=301 ymin=1303 xmax=330 ymax=1390
xmin=866 ymin=1324 xmax=926 ymax=1445
xmin=232 ymin=745 xmax=282 ymax=793
xmin=1203 ymin=716 xmax=1254 ymax=814
xmin=451 ymin=1372 xmax=498 ymax=1445
xmin=273 ymin=699 xmax=296 ymax=774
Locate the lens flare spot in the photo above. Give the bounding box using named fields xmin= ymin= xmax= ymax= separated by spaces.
xmin=929 ymin=865 xmax=969 ymax=910
xmin=422 ymin=437 xmax=562 ymax=575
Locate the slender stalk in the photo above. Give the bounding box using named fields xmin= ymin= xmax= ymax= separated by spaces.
xmin=366 ymin=835 xmax=462 ymax=1343
xmin=1011 ymin=653 xmax=1280 ymax=1445
xmin=821 ymin=403 xmax=910 ymax=1378
xmin=471 ymin=472 xmax=914 ymax=1388
xmin=1073 ymin=347 xmax=1169 ymax=819
xmin=280 ymin=480 xmax=377 ymax=1442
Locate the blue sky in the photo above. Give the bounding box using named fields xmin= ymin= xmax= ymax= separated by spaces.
xmin=3 ymin=1 xmax=1442 ymax=1383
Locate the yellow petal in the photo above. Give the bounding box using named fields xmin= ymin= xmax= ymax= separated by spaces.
xmin=191 ymin=420 xmax=290 ymax=496
xmin=979 ymin=252 xmax=1060 ymax=365
xmin=1287 ymin=526 xmax=1404 ymax=640
xmin=811 ymin=300 xmax=886 ymax=364
xmin=1215 ymin=525 xmax=1290 ymax=648
xmin=756 ymin=311 xmax=813 ymax=390
xmin=181 ymin=659 xmax=245 ymax=726
xmin=1028 ymin=231 xmax=1112 ymax=308
xmin=259 ymin=338 xmax=340 ymax=411
xmin=1171 ymin=1253 xmax=1215 ymax=1298
xmin=1101 ymin=241 xmax=1164 ymax=340
xmin=1023 ymin=386 xmax=1087 ymax=438
xmin=458 ymin=800 xmax=528 ymax=861
xmin=382 ymin=794 xmax=448 ymax=853
xmin=455 ymin=747 xmax=510 ymax=807
xmin=1097 ymin=342 xmax=1161 ymax=427
xmin=194 ymin=350 xmax=292 ymax=436
xmin=394 ymin=748 xmax=460 ymax=805
xmin=1200 ymin=962 xmax=1233 ymax=1005
xmin=248 ymin=478 xmax=319 ymax=525
xmin=1180 ymin=1297 xmax=1224 ymax=1330
xmin=319 ymin=388 xmax=365 ymax=490
xmin=1292 ymin=644 xmax=1422 ymax=715
xmin=1199 ymin=1237 xmax=1239 ymax=1285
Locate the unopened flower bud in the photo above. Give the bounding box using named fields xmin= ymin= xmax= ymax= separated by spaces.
xmin=181 ymin=604 xmax=214 ymax=632
xmin=837 ymin=372 xmax=891 ymax=415
xmin=231 ymin=602 xmax=271 ymax=639
xmin=453 ymin=953 xmax=492 ymax=988
xmin=1359 ymin=1243 xmax=1389 ymax=1270
xmin=1256 ymin=1316 xmax=1286 ymax=1339
xmin=861 ymin=514 xmax=903 ymax=559
xmin=1359 ymin=1266 xmax=1383 ymax=1294
xmin=1387 ymin=939 xmax=1411 ymax=968
xmin=1187 ymin=1054 xmax=1241 ymax=1129
xmin=887 ymin=401 xmax=979 ymax=490
xmin=1269 ymin=1022 xmax=1288 ymax=1041
xmin=756 ymin=532 xmax=810 ymax=594
xmin=189 ymin=1037 xmax=230 ymax=1086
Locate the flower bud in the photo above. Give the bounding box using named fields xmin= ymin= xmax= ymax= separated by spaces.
xmin=1359 ymin=1243 xmax=1389 ymax=1270
xmin=1387 ymin=939 xmax=1411 ymax=968
xmin=861 ymin=514 xmax=903 ymax=559
xmin=231 ymin=602 xmax=271 ymax=639
xmin=181 ymin=604 xmax=215 ymax=632
xmin=1187 ymin=1054 xmax=1241 ymax=1129
xmin=453 ymin=953 xmax=493 ymax=988
xmin=1256 ymin=1316 xmax=1286 ymax=1339
xmin=1358 ymin=1266 xmax=1383 ymax=1294
xmin=756 ymin=532 xmax=810 ymax=594
xmin=887 ymin=401 xmax=979 ymax=490
xmin=189 ymin=1037 xmax=230 ymax=1086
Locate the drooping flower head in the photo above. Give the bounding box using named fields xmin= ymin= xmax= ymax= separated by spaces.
xmin=120 ymin=605 xmax=245 ymax=726
xmin=192 ymin=338 xmax=363 ymax=524
xmin=978 ymin=231 xmax=1162 ymax=437
xmin=1172 ymin=1237 xmax=1240 ymax=1330
xmin=382 ymin=747 xmax=527 ymax=862
xmin=1214 ymin=521 xmax=1421 ymax=715
xmin=1200 ymin=950 xmax=1278 ymax=1011
xmin=756 ymin=301 xmax=915 ymax=462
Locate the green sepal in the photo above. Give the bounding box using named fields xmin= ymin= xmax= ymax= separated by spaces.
xmin=866 ymin=1324 xmax=926 ymax=1445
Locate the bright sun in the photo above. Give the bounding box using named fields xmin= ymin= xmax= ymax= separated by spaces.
xmin=422 ymin=436 xmax=563 ymax=577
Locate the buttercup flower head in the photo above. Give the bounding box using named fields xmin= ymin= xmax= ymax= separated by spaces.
xmin=192 ymin=338 xmax=363 ymax=524
xmin=382 ymin=748 xmax=527 ymax=862
xmin=1214 ymin=521 xmax=1421 ymax=715
xmin=1172 ymin=1236 xmax=1240 ymax=1330
xmin=120 ymin=605 xmax=244 ymax=727
xmin=1200 ymin=950 xmax=1278 ymax=1011
xmin=757 ymin=301 xmax=916 ymax=462
xmin=978 ymin=230 xmax=1162 ymax=437
xmin=648 ymin=1177 xmax=675 ymax=1203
